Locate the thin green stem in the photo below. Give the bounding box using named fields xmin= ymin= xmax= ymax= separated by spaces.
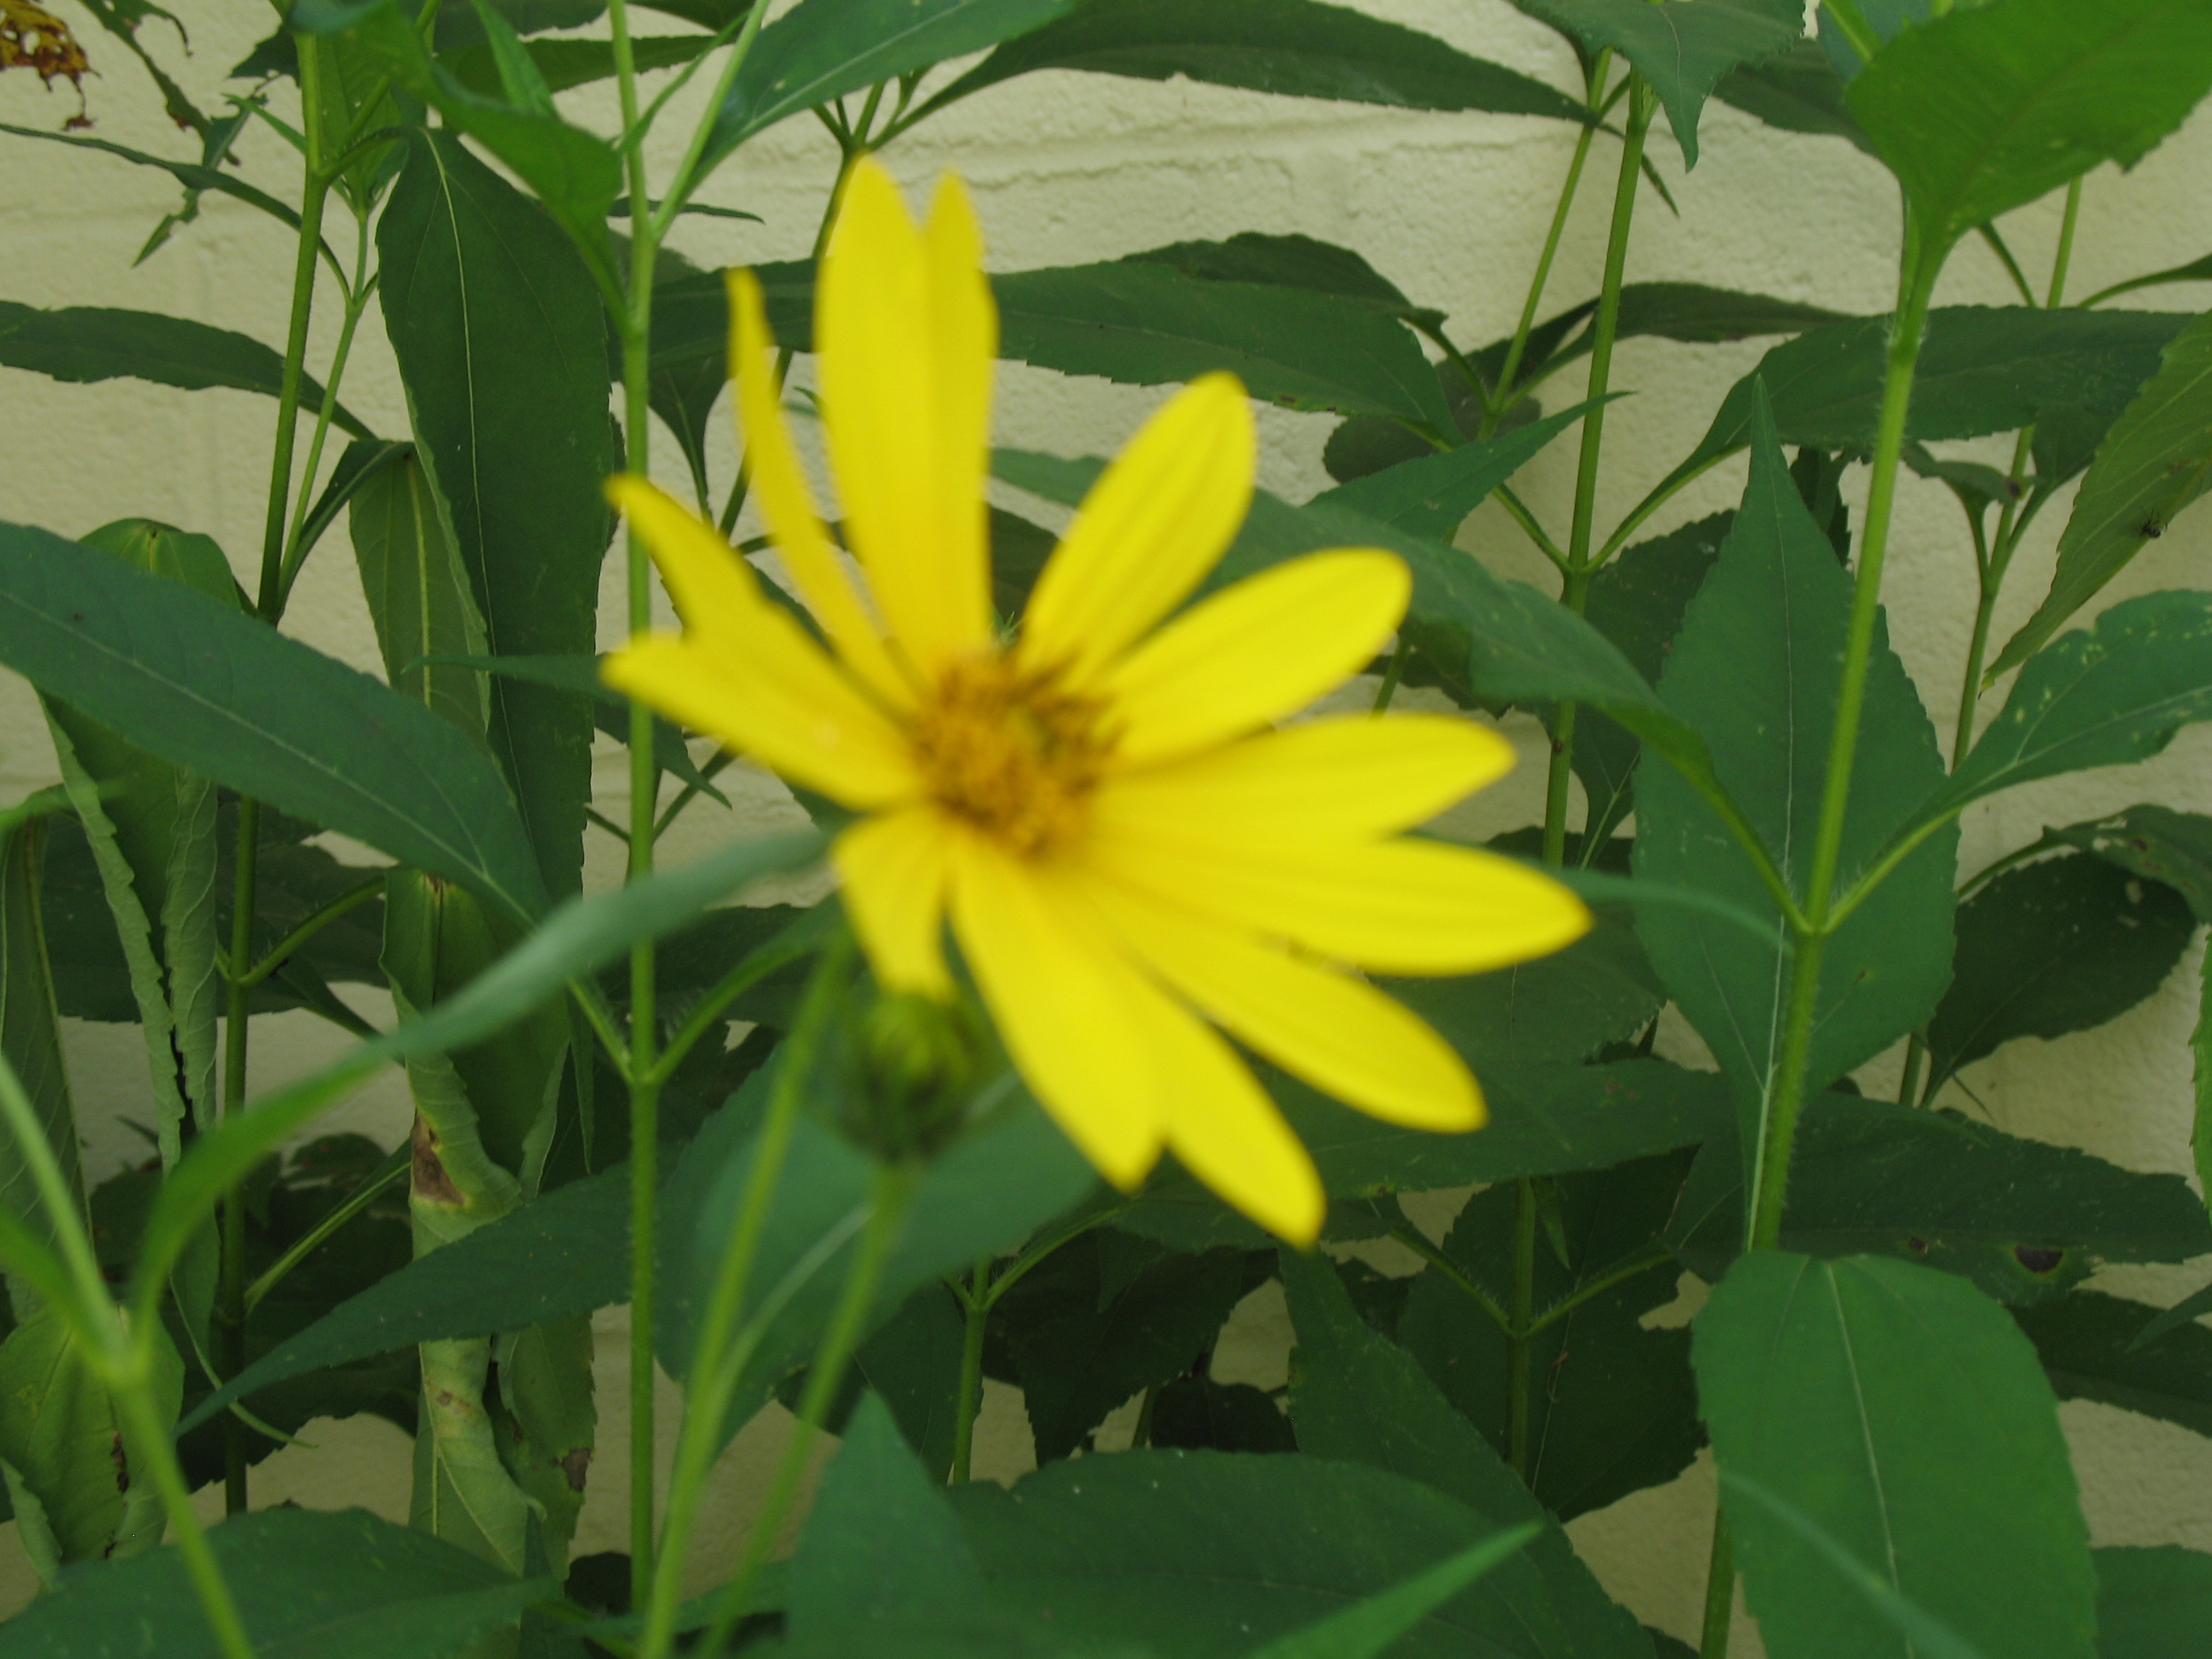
xmin=653 ymin=750 xmax=735 ymax=839
xmin=647 ymin=0 xmax=775 ymax=238
xmin=0 ymin=1057 xmax=107 ymax=1321
xmin=1743 ymin=253 xmax=1941 ymax=1253
xmin=1370 ymin=641 xmax=1409 ymax=715
xmin=243 ymin=1143 xmax=408 ymax=1314
xmin=219 ymin=795 xmax=259 ymax=1517
xmin=1484 ymin=55 xmax=1608 ymax=436
xmin=1494 ymin=485 xmax=1572 ymax=573
xmin=697 ymin=1162 xmax=917 ymax=1659
xmin=114 ymin=1381 xmax=255 ymax=1659
xmin=1977 ymin=223 xmax=2037 ymax=308
xmin=984 ymin=1202 xmax=1129 ymax=1311
xmin=1698 ymin=1512 xmax=1735 ymax=1659
xmin=1388 ymin=1225 xmax=1511 ymax=1338
xmin=1524 ymin=1246 xmax=1671 ymax=1337
xmin=633 ymin=940 xmax=851 ymax=1659
xmin=1507 ymin=1179 xmax=1537 ymax=1480
xmin=232 ymin=874 xmax=382 ymax=992
xmin=647 ymin=929 xmax=821 ymax=1087
xmin=2046 ymin=178 xmax=2084 ymax=308
xmin=949 ymin=1254 xmax=990 ymax=1484
xmin=271 ymin=210 xmax=372 ymax=621
xmin=1895 ymin=1031 xmax=1928 ymax=1109
xmin=606 ymin=0 xmax=668 ymax=1603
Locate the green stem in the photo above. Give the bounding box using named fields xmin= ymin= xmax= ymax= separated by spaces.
xmin=1524 ymin=1246 xmax=1672 ymax=1337
xmin=646 ymin=0 xmax=775 ymax=238
xmin=1698 ymin=1511 xmax=1735 ymax=1659
xmin=233 ymin=874 xmax=382 ymax=991
xmin=0 ymin=1056 xmax=107 ymax=1321
xmin=1484 ymin=54 xmax=1608 ymax=435
xmin=1506 ymin=1179 xmax=1537 ymax=1480
xmin=1386 ymin=1224 xmax=1512 ymax=1336
xmin=218 ymin=795 xmax=259 ymax=1517
xmin=633 ymin=940 xmax=850 ymax=1659
xmin=606 ymin=0 xmax=668 ymax=1604
xmin=949 ymin=1255 xmax=991 ymax=1484
xmin=114 ymin=1380 xmax=255 ymax=1659
xmin=1744 ymin=253 xmax=1940 ymax=1253
xmin=1370 ymin=641 xmax=1409 ymax=715
xmin=1895 ymin=1030 xmax=1928 ymax=1109
xmin=697 ymin=1162 xmax=916 ymax=1659
xmin=271 ymin=212 xmax=372 ymax=621
xmin=647 ymin=928 xmax=821 ymax=1087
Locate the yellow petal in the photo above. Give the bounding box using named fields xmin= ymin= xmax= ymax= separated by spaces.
xmin=1102 ymin=551 xmax=1409 ymax=767
xmin=728 ymin=269 xmax=912 ymax=710
xmin=1097 ymin=881 xmax=1483 ymax=1133
xmin=603 ymin=634 xmax=916 ymax=809
xmin=948 ymin=836 xmax=1161 ymax=1188
xmin=1094 ymin=714 xmax=1516 ymax=847
xmin=833 ymin=808 xmax=953 ymax=996
xmin=1017 ymin=374 xmax=1254 ymax=685
xmin=1141 ymin=998 xmax=1325 ymax=1244
xmin=817 ymin=158 xmax=994 ymax=675
xmin=1085 ymin=833 xmax=1591 ymax=975
xmin=608 ymin=475 xmax=765 ymax=644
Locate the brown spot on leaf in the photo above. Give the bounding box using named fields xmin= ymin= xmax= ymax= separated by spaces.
xmin=560 ymin=1449 xmax=591 ymax=1493
xmin=412 ymin=1114 xmax=462 ymax=1206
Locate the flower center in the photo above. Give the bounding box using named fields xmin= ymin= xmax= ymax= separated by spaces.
xmin=909 ymin=656 xmax=1114 ymax=856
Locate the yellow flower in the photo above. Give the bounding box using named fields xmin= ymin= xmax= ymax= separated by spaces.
xmin=605 ymin=157 xmax=1588 ymax=1243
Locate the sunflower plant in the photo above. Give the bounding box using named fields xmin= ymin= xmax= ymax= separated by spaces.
xmin=6 ymin=2 xmax=2212 ymax=1658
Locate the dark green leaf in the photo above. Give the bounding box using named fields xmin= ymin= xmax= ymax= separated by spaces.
xmin=1310 ymin=401 xmax=1599 ymax=540
xmin=1995 ymin=312 xmax=2212 ymax=675
xmin=1634 ymin=395 xmax=1956 ymax=1163
xmin=0 ymin=520 xmax=549 ymax=923
xmin=702 ymin=0 xmax=1076 ymax=168
xmin=924 ymin=0 xmax=1589 ymax=126
xmin=1714 ymin=39 xmax=1871 ymax=150
xmin=1925 ymin=853 xmax=2195 ymax=1095
xmin=1121 ymin=231 xmax=1442 ymax=328
xmin=992 ymin=261 xmax=1456 ymax=428
xmin=2049 ymin=806 xmax=2212 ymax=925
xmin=1845 ymin=0 xmax=2212 ymax=256
xmin=789 ymin=1393 xmax=984 ymax=1637
xmin=1670 ymin=1097 xmax=2212 ymax=1304
xmin=995 ymin=1236 xmax=1257 ymax=1461
xmin=379 ymin=130 xmax=616 ymax=899
xmin=1928 ymin=592 xmax=2212 ymax=829
xmin=351 ymin=451 xmax=489 ymax=739
xmin=2096 ymin=1546 xmax=2212 ymax=1659
xmin=949 ymin=1448 xmax=1650 ymax=1658
xmin=1244 ymin=1530 xmax=1545 ymax=1659
xmin=2016 ymin=1290 xmax=2212 ymax=1439
xmin=1695 ymin=1251 xmax=2096 ymax=1659
xmin=0 ymin=1310 xmax=171 ymax=1569
xmin=1282 ymin=1249 xmax=1655 ymax=1637
xmin=1148 ymin=1375 xmax=1295 ymax=1453
xmin=0 ymin=1506 xmax=555 ymax=1659
xmin=0 ymin=300 xmax=369 ymax=438
xmin=178 ymin=1161 xmax=632 ymax=1435
xmin=0 ymin=826 xmax=89 ymax=1298
xmin=441 ymin=31 xmax=706 ymax=97
xmin=1512 ymin=0 xmax=1804 ymax=166
xmin=293 ymin=438 xmax=410 ymax=575
xmin=1394 ymin=1156 xmax=1701 ymax=1520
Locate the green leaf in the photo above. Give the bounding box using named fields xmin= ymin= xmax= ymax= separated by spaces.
xmin=2015 ymin=1290 xmax=2212 ymax=1439
xmin=1394 ymin=1155 xmax=1703 ymax=1519
xmin=2096 ymin=1546 xmax=2212 ymax=1659
xmin=331 ymin=7 xmax=622 ymax=289
xmin=1121 ymin=231 xmax=1444 ymax=328
xmin=0 ymin=121 xmax=310 ymax=238
xmin=994 ymin=1236 xmax=1259 ymax=1461
xmin=0 ymin=519 xmax=549 ymax=924
xmin=787 ymin=1287 xmax=970 ymax=1480
xmin=956 ymin=1443 xmax=1648 ymax=1659
xmin=789 ymin=1393 xmax=985 ymax=1638
xmin=1714 ymin=39 xmax=1871 ymax=151
xmin=1845 ymin=0 xmax=2212 ymax=258
xmin=132 ymin=829 xmax=821 ymax=1319
xmin=1925 ymin=592 xmax=2212 ymax=830
xmin=379 ymin=130 xmax=616 ymax=899
xmin=2048 ymin=804 xmax=2212 ymax=924
xmin=1633 ymin=395 xmax=1956 ymax=1162
xmin=657 ymin=1076 xmax=1098 ymax=1446
xmin=1669 ymin=1096 xmax=2212 ymax=1305
xmin=1925 ymin=853 xmax=2195 ymax=1097
xmin=1995 ymin=312 xmax=2212 ymax=675
xmin=178 ymin=1161 xmax=629 ymax=1437
xmin=701 ymin=0 xmax=1077 ymax=170
xmin=1511 ymin=0 xmax=1804 ymax=166
xmin=0 ymin=820 xmax=87 ymax=1315
xmin=1147 ymin=1375 xmax=1295 ymax=1453
xmin=351 ymin=451 xmax=490 ymax=740
xmin=1243 ymin=1529 xmax=1544 ymax=1659
xmin=992 ymin=261 xmax=1456 ymax=429
xmin=441 ymin=32 xmax=709 ymax=97
xmin=0 ymin=300 xmax=369 ymax=438
xmin=1695 ymin=1251 xmax=2096 ymax=1659
xmin=0 ymin=1505 xmax=556 ymax=1659
xmin=925 ymin=0 xmax=1590 ymax=126
xmin=1310 ymin=401 xmax=1600 ymax=540
xmin=294 ymin=438 xmax=411 ymax=576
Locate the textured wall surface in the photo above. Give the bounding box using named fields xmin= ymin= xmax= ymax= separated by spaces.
xmin=5 ymin=1 xmax=2212 ymax=1646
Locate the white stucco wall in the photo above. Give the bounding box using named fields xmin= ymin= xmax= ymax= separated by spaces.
xmin=5 ymin=1 xmax=2212 ymax=1647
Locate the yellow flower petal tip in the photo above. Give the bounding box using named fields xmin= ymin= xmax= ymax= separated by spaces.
xmin=612 ymin=158 xmax=1587 ymax=1235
